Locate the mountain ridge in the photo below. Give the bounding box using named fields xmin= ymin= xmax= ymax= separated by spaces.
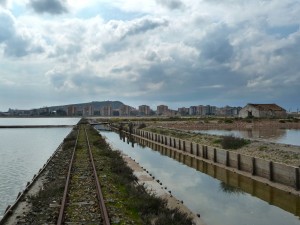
xmin=48 ymin=100 xmax=126 ymax=110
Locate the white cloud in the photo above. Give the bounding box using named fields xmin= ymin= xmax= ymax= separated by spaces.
xmin=0 ymin=0 xmax=300 ymax=111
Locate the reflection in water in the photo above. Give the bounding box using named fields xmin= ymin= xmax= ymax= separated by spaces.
xmin=219 ymin=182 xmax=245 ymax=195
xmin=240 ymin=128 xmax=286 ymax=139
xmin=194 ymin=129 xmax=300 ymax=146
xmin=102 ymin=131 xmax=300 ymax=225
xmin=140 ymin=137 xmax=300 ymax=217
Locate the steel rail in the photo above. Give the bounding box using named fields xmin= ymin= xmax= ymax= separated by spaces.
xmin=84 ymin=128 xmax=111 ymax=225
xmin=56 ymin=129 xmax=79 ymax=225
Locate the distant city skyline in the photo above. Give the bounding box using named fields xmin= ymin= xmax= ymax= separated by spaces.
xmin=0 ymin=1 xmax=300 ymax=112
xmin=1 ymin=99 xmax=300 ymax=113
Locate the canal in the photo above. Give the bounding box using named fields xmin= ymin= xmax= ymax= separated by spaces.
xmin=100 ymin=130 xmax=300 ymax=225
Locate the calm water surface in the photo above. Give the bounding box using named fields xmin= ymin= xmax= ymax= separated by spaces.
xmin=194 ymin=129 xmax=300 ymax=146
xmin=0 ymin=118 xmax=79 ymax=217
xmin=100 ymin=131 xmax=300 ymax=225
xmin=0 ymin=117 xmax=79 ymax=126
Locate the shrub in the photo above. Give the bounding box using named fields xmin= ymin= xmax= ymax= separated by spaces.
xmin=213 ymin=138 xmax=222 ymax=144
xmin=245 ymin=119 xmax=252 ymax=123
xmin=224 ymin=118 xmax=233 ymax=124
xmin=259 ymin=146 xmax=268 ymax=151
xmin=138 ymin=123 xmax=147 ymax=129
xmin=221 ymin=135 xmax=249 ymax=149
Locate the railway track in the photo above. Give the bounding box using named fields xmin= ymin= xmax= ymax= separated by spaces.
xmin=57 ymin=125 xmax=110 ymax=225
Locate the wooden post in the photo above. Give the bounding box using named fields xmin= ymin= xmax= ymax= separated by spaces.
xmin=252 ymin=157 xmax=256 ymax=176
xmin=183 ymin=141 xmax=186 ymax=152
xmin=173 ymin=138 xmax=176 ymax=148
xmin=196 ymin=144 xmax=199 ymax=156
xmin=178 ymin=140 xmax=181 ymax=150
xmin=213 ymin=148 xmax=217 ymax=163
xmin=237 ymin=154 xmax=241 ymax=170
xmin=269 ymin=161 xmax=273 ymax=181
xmin=202 ymin=146 xmax=205 ymax=159
xmin=170 ymin=137 xmax=172 ymax=147
xmin=190 ymin=142 xmax=193 ymax=154
xmin=226 ymin=151 xmax=229 ymax=167
xmin=295 ymin=168 xmax=300 ymax=190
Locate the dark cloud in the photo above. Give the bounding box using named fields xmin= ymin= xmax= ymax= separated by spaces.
xmin=0 ymin=10 xmax=44 ymax=57
xmin=100 ymin=17 xmax=168 ymax=54
xmin=197 ymin=25 xmax=234 ymax=64
xmin=30 ymin=0 xmax=68 ymax=15
xmin=0 ymin=10 xmax=14 ymax=41
xmin=0 ymin=0 xmax=7 ymax=6
xmin=48 ymin=44 xmax=82 ymax=58
xmin=4 ymin=37 xmax=42 ymax=57
xmin=156 ymin=0 xmax=185 ymax=10
xmin=121 ymin=17 xmax=169 ymax=39
xmin=111 ymin=65 xmax=132 ymax=74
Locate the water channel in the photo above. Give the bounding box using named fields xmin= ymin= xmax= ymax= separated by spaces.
xmin=0 ymin=118 xmax=80 ymax=217
xmin=100 ymin=130 xmax=300 ymax=225
xmin=194 ymin=129 xmax=300 ymax=146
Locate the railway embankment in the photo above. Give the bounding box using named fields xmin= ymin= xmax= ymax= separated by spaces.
xmin=0 ymin=120 xmax=199 ymax=225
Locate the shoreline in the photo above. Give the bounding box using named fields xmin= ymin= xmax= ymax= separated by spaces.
xmin=122 ymin=154 xmax=206 ymax=225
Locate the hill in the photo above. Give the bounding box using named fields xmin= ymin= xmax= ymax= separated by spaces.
xmin=49 ymin=100 xmax=125 ymax=111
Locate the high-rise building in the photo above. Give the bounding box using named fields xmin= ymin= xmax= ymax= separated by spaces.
xmin=120 ymin=105 xmax=131 ymax=116
xmin=101 ymin=105 xmax=112 ymax=116
xmin=67 ymin=105 xmax=76 ymax=116
xmin=178 ymin=107 xmax=189 ymax=116
xmin=189 ymin=106 xmax=197 ymax=115
xmin=157 ymin=105 xmax=169 ymax=115
xmin=139 ymin=105 xmax=151 ymax=116
xmin=83 ymin=105 xmax=93 ymax=116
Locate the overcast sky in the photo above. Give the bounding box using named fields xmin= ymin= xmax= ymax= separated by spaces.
xmin=0 ymin=0 xmax=299 ymax=111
